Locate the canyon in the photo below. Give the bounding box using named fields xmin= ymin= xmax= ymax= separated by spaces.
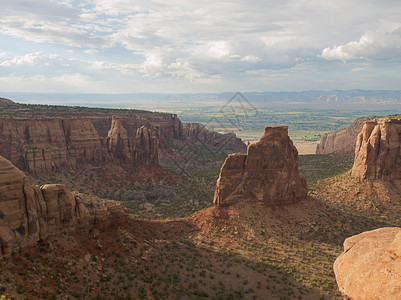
xmin=0 ymin=101 xmax=245 ymax=176
xmin=0 ymin=99 xmax=400 ymax=299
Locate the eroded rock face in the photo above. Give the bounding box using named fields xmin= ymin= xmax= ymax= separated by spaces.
xmin=106 ymin=117 xmax=134 ymax=163
xmin=352 ymin=118 xmax=401 ymax=180
xmin=182 ymin=123 xmax=246 ymax=152
xmin=0 ymin=155 xmax=129 ymax=258
xmin=334 ymin=227 xmax=401 ymax=300
xmin=316 ymin=118 xmax=367 ymax=156
xmin=0 ymin=113 xmax=245 ymax=175
xmin=134 ymin=126 xmax=159 ymax=165
xmin=213 ymin=126 xmax=307 ymax=207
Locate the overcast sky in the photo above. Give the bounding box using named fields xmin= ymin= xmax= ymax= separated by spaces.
xmin=0 ymin=0 xmax=400 ymax=93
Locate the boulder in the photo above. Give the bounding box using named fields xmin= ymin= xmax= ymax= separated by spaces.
xmin=352 ymin=118 xmax=401 ymax=180
xmin=213 ymin=126 xmax=307 ymax=207
xmin=334 ymin=227 xmax=401 ymax=300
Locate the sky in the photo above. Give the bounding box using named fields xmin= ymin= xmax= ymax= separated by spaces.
xmin=0 ymin=0 xmax=401 ymax=94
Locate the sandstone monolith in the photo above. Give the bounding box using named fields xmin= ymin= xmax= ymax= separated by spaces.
xmin=213 ymin=126 xmax=307 ymax=207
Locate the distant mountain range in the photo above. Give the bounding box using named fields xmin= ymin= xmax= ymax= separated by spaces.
xmin=2 ymin=89 xmax=401 ymax=109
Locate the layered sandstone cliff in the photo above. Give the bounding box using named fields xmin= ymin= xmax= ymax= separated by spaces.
xmin=134 ymin=126 xmax=159 ymax=165
xmin=352 ymin=118 xmax=401 ymax=180
xmin=316 ymin=118 xmax=367 ymax=156
xmin=106 ymin=117 xmax=134 ymax=163
xmin=182 ymin=123 xmax=246 ymax=152
xmin=0 ymin=155 xmax=128 ymax=258
xmin=0 ymin=106 xmax=245 ymax=175
xmin=334 ymin=227 xmax=401 ymax=300
xmin=213 ymin=126 xmax=307 ymax=207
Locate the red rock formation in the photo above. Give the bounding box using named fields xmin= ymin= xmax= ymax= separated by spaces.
xmin=352 ymin=118 xmax=401 ymax=180
xmin=0 ymin=155 xmax=129 ymax=258
xmin=334 ymin=227 xmax=401 ymax=300
xmin=0 ymin=110 xmax=245 ymax=175
xmin=0 ymin=118 xmax=107 ymax=174
xmin=106 ymin=116 xmax=134 ymax=163
xmin=213 ymin=126 xmax=307 ymax=207
xmin=0 ymin=98 xmax=15 ymax=106
xmin=316 ymin=118 xmax=367 ymax=156
xmin=134 ymin=126 xmax=159 ymax=165
xmin=182 ymin=123 xmax=246 ymax=152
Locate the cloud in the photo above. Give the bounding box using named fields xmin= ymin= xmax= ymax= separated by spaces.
xmin=321 ymin=27 xmax=401 ymax=61
xmin=1 ymin=0 xmax=401 ymax=92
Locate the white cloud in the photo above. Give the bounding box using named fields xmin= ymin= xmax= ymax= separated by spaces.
xmin=84 ymin=49 xmax=99 ymax=55
xmin=1 ymin=0 xmax=401 ymax=92
xmin=0 ymin=52 xmax=47 ymax=66
xmin=321 ymin=27 xmax=401 ymax=61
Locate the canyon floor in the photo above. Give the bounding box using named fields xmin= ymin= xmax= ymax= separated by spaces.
xmin=2 ymin=146 xmax=399 ymax=299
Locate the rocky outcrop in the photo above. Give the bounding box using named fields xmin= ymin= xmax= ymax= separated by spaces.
xmin=213 ymin=126 xmax=307 ymax=207
xmin=0 ymin=117 xmax=160 ymax=174
xmin=182 ymin=123 xmax=246 ymax=152
xmin=0 ymin=155 xmax=128 ymax=258
xmin=352 ymin=118 xmax=401 ymax=180
xmin=0 ymin=118 xmax=108 ymax=174
xmin=316 ymin=118 xmax=367 ymax=156
xmin=106 ymin=117 xmax=134 ymax=163
xmin=0 ymin=98 xmax=15 ymax=106
xmin=0 ymin=111 xmax=245 ymax=175
xmin=334 ymin=227 xmax=401 ymax=300
xmin=134 ymin=126 xmax=159 ymax=165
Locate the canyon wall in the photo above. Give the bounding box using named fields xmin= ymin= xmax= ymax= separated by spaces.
xmin=213 ymin=126 xmax=307 ymax=207
xmin=316 ymin=118 xmax=367 ymax=156
xmin=182 ymin=123 xmax=246 ymax=152
xmin=352 ymin=118 xmax=401 ymax=180
xmin=0 ymin=111 xmax=245 ymax=175
xmin=0 ymin=155 xmax=128 ymax=258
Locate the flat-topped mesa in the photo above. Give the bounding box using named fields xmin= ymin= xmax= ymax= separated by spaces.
xmin=213 ymin=126 xmax=307 ymax=207
xmin=352 ymin=118 xmax=401 ymax=180
xmin=0 ymin=155 xmax=129 ymax=259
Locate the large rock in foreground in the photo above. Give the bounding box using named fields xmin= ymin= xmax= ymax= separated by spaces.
xmin=0 ymin=155 xmax=129 ymax=258
xmin=334 ymin=227 xmax=401 ymax=300
xmin=213 ymin=126 xmax=307 ymax=207
xmin=352 ymin=118 xmax=401 ymax=180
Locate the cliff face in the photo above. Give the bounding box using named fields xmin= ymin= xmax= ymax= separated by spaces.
xmin=182 ymin=123 xmax=246 ymax=152
xmin=0 ymin=155 xmax=128 ymax=258
xmin=0 ymin=111 xmax=245 ymax=175
xmin=0 ymin=117 xmax=160 ymax=175
xmin=352 ymin=118 xmax=401 ymax=180
xmin=134 ymin=126 xmax=159 ymax=165
xmin=334 ymin=227 xmax=401 ymax=300
xmin=106 ymin=117 xmax=134 ymax=163
xmin=0 ymin=118 xmax=107 ymax=174
xmin=213 ymin=126 xmax=307 ymax=207
xmin=316 ymin=118 xmax=367 ymax=156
